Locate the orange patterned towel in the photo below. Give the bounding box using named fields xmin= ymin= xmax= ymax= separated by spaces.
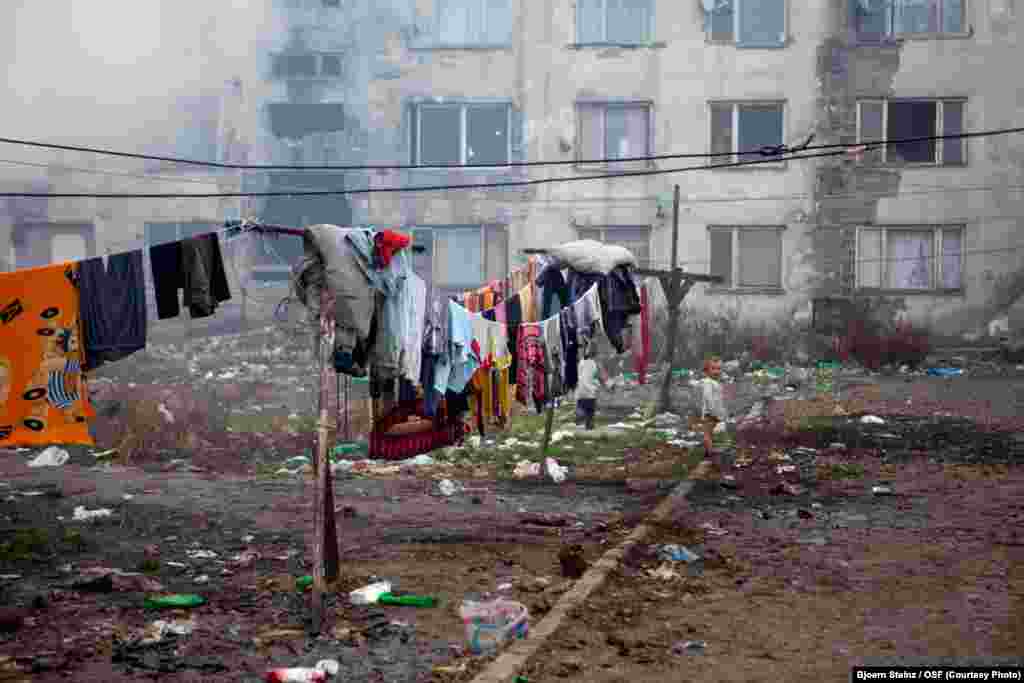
xmin=0 ymin=262 xmax=95 ymax=446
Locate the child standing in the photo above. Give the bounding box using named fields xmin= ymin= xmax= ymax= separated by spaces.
xmin=575 ymin=346 xmax=606 ymax=430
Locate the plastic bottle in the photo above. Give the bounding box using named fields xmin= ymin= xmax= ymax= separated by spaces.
xmin=265 ymin=668 xmax=327 ymax=683
xmin=378 ymin=593 xmax=439 ymax=608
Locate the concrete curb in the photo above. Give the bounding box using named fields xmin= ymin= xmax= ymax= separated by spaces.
xmin=468 ymin=479 xmax=695 ymax=683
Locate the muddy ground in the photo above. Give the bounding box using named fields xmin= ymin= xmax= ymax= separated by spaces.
xmin=1 ymin=327 xmax=1023 ymax=681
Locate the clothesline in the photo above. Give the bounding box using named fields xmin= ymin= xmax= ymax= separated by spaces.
xmin=454 ymin=282 xmax=600 ymax=329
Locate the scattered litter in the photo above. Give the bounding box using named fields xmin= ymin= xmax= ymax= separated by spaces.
xmin=871 ymin=486 xmax=894 ymax=496
xmin=671 ymin=640 xmax=706 ymax=656
xmin=798 ymin=536 xmax=828 ymax=546
xmin=647 ymin=564 xmax=681 ymax=581
xmin=165 ymin=561 xmax=187 ymax=569
xmin=242 ymin=534 xmax=255 ymax=543
xmin=658 ymin=544 xmax=701 ymax=565
xmin=141 ymin=618 xmax=194 ymax=644
xmin=550 ymin=430 xmax=575 ymax=444
xmin=605 ymin=422 xmax=634 ymax=431
xmin=28 ymin=447 xmax=69 ymax=468
xmin=437 ymin=479 xmax=460 ymax=497
xmin=157 ymin=403 xmax=175 ymax=424
xmin=860 ymin=415 xmax=885 ymax=425
xmin=775 ymin=464 xmax=797 ymax=474
xmin=406 ymin=454 xmax=435 ymax=466
xmin=350 ymin=581 xmax=392 ymax=605
xmin=927 ymin=367 xmax=964 ymax=377
xmin=771 ymin=482 xmax=805 ymax=496
xmin=315 ymin=660 xmax=340 ymax=677
xmin=91 ymin=448 xmax=118 ymax=459
xmin=513 ymin=460 xmax=541 ymax=478
xmin=667 ymin=439 xmax=703 ymax=448
xmin=378 ymin=593 xmax=439 ymax=607
xmin=187 ymin=549 xmax=218 ymax=560
xmin=720 ymin=475 xmax=737 ymax=489
xmin=460 ymin=598 xmax=530 ymax=655
xmin=193 ymin=575 xmax=210 ymax=585
xmin=231 ymin=551 xmax=261 ymax=567
xmin=828 ymin=442 xmax=847 ymax=450
xmin=19 ymin=490 xmax=46 ymax=497
xmin=143 ymin=594 xmax=206 ymax=609
xmin=497 ymin=583 xmax=513 ymax=592
xmin=698 ymin=522 xmax=729 ymax=537
xmin=72 ymin=506 xmax=113 ymax=521
xmin=544 ymin=457 xmax=568 ymax=484
xmin=265 ymin=667 xmax=328 ymax=682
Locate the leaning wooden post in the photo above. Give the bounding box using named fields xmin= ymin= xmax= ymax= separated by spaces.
xmin=312 ymin=286 xmax=340 ymax=634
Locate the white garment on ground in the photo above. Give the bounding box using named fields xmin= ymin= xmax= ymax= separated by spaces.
xmin=576 ymin=358 xmax=601 ymax=400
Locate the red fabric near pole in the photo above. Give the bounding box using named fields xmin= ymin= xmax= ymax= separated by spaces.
xmin=374 ymin=229 xmax=412 ymax=268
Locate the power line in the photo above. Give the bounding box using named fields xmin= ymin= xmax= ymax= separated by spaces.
xmin=0 ymin=126 xmax=1020 ymax=171
xmin=5 ymin=153 xmax=1024 ymax=207
xmin=0 ymin=148 xmax=926 ymax=199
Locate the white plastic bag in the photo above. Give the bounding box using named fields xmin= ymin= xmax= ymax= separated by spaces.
xmin=544 ymin=457 xmax=568 ymax=483
xmin=28 ymin=446 xmax=70 ymax=468
xmin=459 ymin=598 xmax=530 ymax=655
xmin=548 ymin=240 xmax=637 ymax=275
xmin=513 ymin=460 xmax=541 ymax=479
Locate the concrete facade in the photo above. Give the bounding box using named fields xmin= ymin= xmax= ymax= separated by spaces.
xmin=287 ymin=0 xmax=1023 ymax=337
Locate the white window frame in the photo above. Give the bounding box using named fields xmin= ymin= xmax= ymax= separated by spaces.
xmin=575 ymin=101 xmax=654 ymax=164
xmin=856 ymin=0 xmax=968 ymax=38
xmin=575 ymin=225 xmax=652 ymax=268
xmin=413 ymin=102 xmax=513 ymax=166
xmin=856 ymin=98 xmax=967 ymax=166
xmin=707 ymin=225 xmax=785 ymax=290
xmin=576 ymin=0 xmax=654 ymax=45
xmin=855 ymin=225 xmax=965 ymax=292
xmin=436 ymin=0 xmax=513 ymax=46
xmin=413 ymin=224 xmax=507 ymax=290
xmin=708 ymin=100 xmax=787 ymax=166
xmin=705 ymin=0 xmax=789 ymax=47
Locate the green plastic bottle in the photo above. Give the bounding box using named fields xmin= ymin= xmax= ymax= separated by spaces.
xmin=377 ymin=593 xmax=438 ymax=608
xmin=295 ymin=575 xmax=313 ymax=591
xmin=143 ymin=594 xmax=206 ymax=609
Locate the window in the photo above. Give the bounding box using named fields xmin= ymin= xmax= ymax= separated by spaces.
xmin=854 ymin=0 xmax=965 ymax=39
xmin=437 ymin=0 xmax=512 ymax=46
xmin=576 ymin=226 xmax=651 ymax=269
xmin=13 ymin=224 xmax=96 ymax=269
xmin=708 ymin=226 xmax=783 ymax=289
xmin=858 ymin=99 xmax=965 ymax=165
xmin=577 ymin=0 xmax=654 ymax=44
xmin=412 ymin=225 xmax=508 ymax=292
xmin=412 ymin=103 xmax=511 ymax=166
xmin=857 ymin=226 xmax=963 ymax=291
xmin=704 ymin=0 xmax=787 ymax=47
xmin=577 ymin=102 xmax=652 ymax=163
xmin=270 ymin=52 xmax=344 ymax=80
xmin=709 ymin=101 xmax=785 ymax=164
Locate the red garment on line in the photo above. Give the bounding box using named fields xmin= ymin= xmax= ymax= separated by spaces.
xmin=374 ymin=229 xmax=412 ymax=268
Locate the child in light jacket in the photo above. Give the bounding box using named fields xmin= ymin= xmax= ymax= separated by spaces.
xmin=575 ymin=346 xmax=607 ymax=430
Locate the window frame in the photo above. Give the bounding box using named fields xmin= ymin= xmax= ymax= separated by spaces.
xmin=434 ymin=0 xmax=514 ymax=48
xmin=854 ymin=0 xmax=969 ymax=40
xmin=575 ymin=0 xmax=655 ymax=46
xmin=704 ymin=0 xmax=789 ymax=48
xmin=411 ymin=224 xmax=508 ymax=291
xmin=856 ymin=98 xmax=967 ymax=167
xmin=855 ymin=224 xmax=965 ymax=294
xmin=574 ymin=225 xmax=652 ymax=269
xmin=270 ymin=51 xmax=345 ymax=80
xmin=574 ymin=99 xmax=655 ymax=168
xmin=706 ymin=225 xmax=786 ymax=293
xmin=707 ymin=100 xmax=788 ymax=168
xmin=412 ymin=102 xmax=513 ymax=167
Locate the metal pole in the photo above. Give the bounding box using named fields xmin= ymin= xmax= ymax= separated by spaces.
xmin=658 ymin=185 xmax=682 ymax=413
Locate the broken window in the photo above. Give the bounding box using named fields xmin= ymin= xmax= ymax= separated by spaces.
xmin=577 ymin=0 xmax=654 ymax=44
xmin=413 ymin=102 xmax=511 ymax=165
xmin=321 ymin=55 xmax=342 ymax=77
xmin=417 ymin=225 xmax=508 ymax=292
xmin=709 ymin=101 xmax=785 ymax=163
xmin=708 ymin=227 xmax=783 ymax=289
xmin=438 ymin=0 xmax=512 ymax=45
xmin=576 ymin=227 xmax=651 ymax=268
xmin=704 ymin=0 xmax=787 ymax=47
xmin=857 ymin=226 xmax=964 ymax=291
xmin=576 ymin=102 xmax=652 ymax=163
xmin=854 ymin=0 xmax=964 ymax=39
xmin=857 ymin=98 xmax=965 ymax=165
